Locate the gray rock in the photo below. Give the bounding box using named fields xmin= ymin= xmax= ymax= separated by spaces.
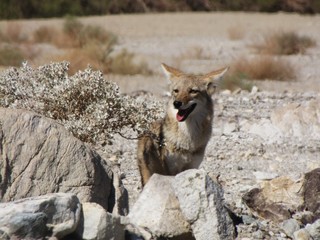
xmin=305 ymin=219 xmax=320 ymax=240
xmin=253 ymin=171 xmax=279 ymax=181
xmin=271 ymin=100 xmax=320 ymax=140
xmin=301 ymin=168 xmax=320 ymax=219
xmin=173 ymin=169 xmax=235 ymax=240
xmin=247 ymin=118 xmax=282 ymax=143
xmin=280 ymin=219 xmax=300 ymax=238
xmin=0 ymin=193 xmax=81 ymax=239
xmin=293 ymin=228 xmax=311 ymax=240
xmin=76 ymin=202 xmax=124 ymax=240
xmin=0 ymin=108 xmax=112 ymax=210
xmin=127 ymin=174 xmax=191 ymax=239
xmin=243 ymin=176 xmax=304 ymax=222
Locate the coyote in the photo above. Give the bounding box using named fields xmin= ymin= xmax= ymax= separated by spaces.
xmin=137 ymin=63 xmax=228 ymax=186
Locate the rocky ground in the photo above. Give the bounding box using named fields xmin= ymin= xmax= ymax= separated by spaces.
xmin=80 ymin=12 xmax=320 ymax=239
xmin=1 ymin=12 xmax=320 ymax=239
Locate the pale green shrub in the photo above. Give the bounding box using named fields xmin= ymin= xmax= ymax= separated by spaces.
xmin=0 ymin=62 xmax=164 ymax=145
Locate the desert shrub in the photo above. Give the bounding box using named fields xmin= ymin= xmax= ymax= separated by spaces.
xmin=0 ymin=62 xmax=163 ymax=145
xmin=62 ymin=17 xmax=117 ymax=48
xmin=62 ymin=16 xmax=84 ymax=47
xmin=5 ymin=22 xmax=26 ymax=43
xmin=0 ymin=45 xmax=24 ymax=66
xmin=256 ymin=31 xmax=316 ymax=55
xmin=231 ymin=56 xmax=296 ymax=81
xmin=221 ymin=72 xmax=253 ymax=91
xmin=79 ymin=25 xmax=117 ymax=47
xmin=33 ymin=26 xmax=57 ymax=43
xmin=222 ymin=56 xmax=296 ymax=91
xmin=109 ymin=49 xmax=152 ymax=75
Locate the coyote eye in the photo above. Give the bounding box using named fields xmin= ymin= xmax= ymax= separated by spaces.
xmin=173 ymin=89 xmax=179 ymax=94
xmin=189 ymin=89 xmax=199 ymax=94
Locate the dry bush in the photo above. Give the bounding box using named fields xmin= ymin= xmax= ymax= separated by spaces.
xmin=0 ymin=45 xmax=24 ymax=66
xmin=220 ymin=72 xmax=253 ymax=91
xmin=0 ymin=62 xmax=164 ymax=145
xmin=5 ymin=22 xmax=26 ymax=43
xmin=33 ymin=26 xmax=58 ymax=43
xmin=222 ymin=56 xmax=296 ymax=91
xmin=54 ymin=44 xmax=111 ymax=75
xmin=109 ymin=49 xmax=152 ymax=75
xmin=62 ymin=16 xmax=84 ymax=48
xmin=1 ymin=17 xmax=151 ymax=76
xmin=62 ymin=17 xmax=117 ymax=48
xmin=256 ymin=31 xmax=316 ymax=55
xmin=231 ymin=56 xmax=296 ymax=81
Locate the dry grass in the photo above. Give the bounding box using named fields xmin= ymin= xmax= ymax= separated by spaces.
xmin=33 ymin=26 xmax=58 ymax=43
xmin=4 ymin=22 xmax=26 ymax=43
xmin=231 ymin=56 xmax=296 ymax=81
xmin=0 ymin=45 xmax=24 ymax=66
xmin=53 ymin=47 xmax=107 ymax=75
xmin=109 ymin=50 xmax=152 ymax=75
xmin=222 ymin=56 xmax=296 ymax=91
xmin=220 ymin=72 xmax=253 ymax=91
xmin=228 ymin=26 xmax=245 ymax=40
xmin=1 ymin=17 xmax=151 ymax=75
xmin=256 ymin=31 xmax=316 ymax=55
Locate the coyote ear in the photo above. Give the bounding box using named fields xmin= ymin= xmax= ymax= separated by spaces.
xmin=161 ymin=63 xmax=184 ymax=79
xmin=204 ymin=67 xmax=229 ymax=94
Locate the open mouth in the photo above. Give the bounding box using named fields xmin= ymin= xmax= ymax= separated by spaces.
xmin=176 ymin=103 xmax=197 ymax=122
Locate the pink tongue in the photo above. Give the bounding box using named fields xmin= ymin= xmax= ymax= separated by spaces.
xmin=176 ymin=113 xmax=184 ymax=122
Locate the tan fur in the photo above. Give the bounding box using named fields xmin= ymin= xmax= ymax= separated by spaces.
xmin=137 ymin=63 xmax=228 ymax=186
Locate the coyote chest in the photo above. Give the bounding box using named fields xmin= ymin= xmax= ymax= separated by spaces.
xmin=162 ymin=111 xmax=212 ymax=174
xmin=137 ymin=63 xmax=228 ymax=186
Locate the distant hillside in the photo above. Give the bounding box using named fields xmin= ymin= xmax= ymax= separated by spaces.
xmin=0 ymin=0 xmax=319 ymax=19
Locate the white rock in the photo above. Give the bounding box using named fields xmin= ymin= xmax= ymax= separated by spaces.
xmin=305 ymin=219 xmax=320 ymax=240
xmin=76 ymin=202 xmax=124 ymax=240
xmin=0 ymin=193 xmax=81 ymax=239
xmin=173 ymin=169 xmax=235 ymax=240
xmin=293 ymin=228 xmax=311 ymax=240
xmin=253 ymin=171 xmax=279 ymax=181
xmin=280 ymin=219 xmax=300 ymax=238
xmin=128 ymin=174 xmax=191 ymax=239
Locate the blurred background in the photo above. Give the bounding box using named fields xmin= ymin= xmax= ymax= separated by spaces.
xmin=0 ymin=0 xmax=319 ymax=93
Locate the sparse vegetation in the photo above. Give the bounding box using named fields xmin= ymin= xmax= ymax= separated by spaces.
xmin=0 ymin=62 xmax=163 ymax=145
xmin=0 ymin=17 xmax=151 ymax=75
xmin=221 ymin=72 xmax=253 ymax=91
xmin=109 ymin=50 xmax=152 ymax=75
xmin=231 ymin=56 xmax=296 ymax=80
xmin=33 ymin=26 xmax=58 ymax=43
xmin=256 ymin=31 xmax=316 ymax=55
xmin=222 ymin=56 xmax=296 ymax=91
xmin=0 ymin=45 xmax=25 ymax=66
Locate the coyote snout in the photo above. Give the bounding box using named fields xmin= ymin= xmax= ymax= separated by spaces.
xmin=173 ymin=100 xmax=197 ymax=122
xmin=137 ymin=63 xmax=228 ymax=186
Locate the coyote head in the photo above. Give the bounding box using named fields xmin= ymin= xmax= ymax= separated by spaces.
xmin=162 ymin=63 xmax=228 ymax=122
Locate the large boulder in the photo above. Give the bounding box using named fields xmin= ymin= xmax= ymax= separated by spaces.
xmin=127 ymin=170 xmax=235 ymax=240
xmin=173 ymin=170 xmax=235 ymax=240
xmin=243 ymin=176 xmax=304 ymax=222
xmin=0 ymin=108 xmax=113 ymax=210
xmin=76 ymin=202 xmax=125 ymax=240
xmin=244 ymin=169 xmax=320 ymax=224
xmin=127 ymin=174 xmax=192 ymax=239
xmin=0 ymin=193 xmax=81 ymax=239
